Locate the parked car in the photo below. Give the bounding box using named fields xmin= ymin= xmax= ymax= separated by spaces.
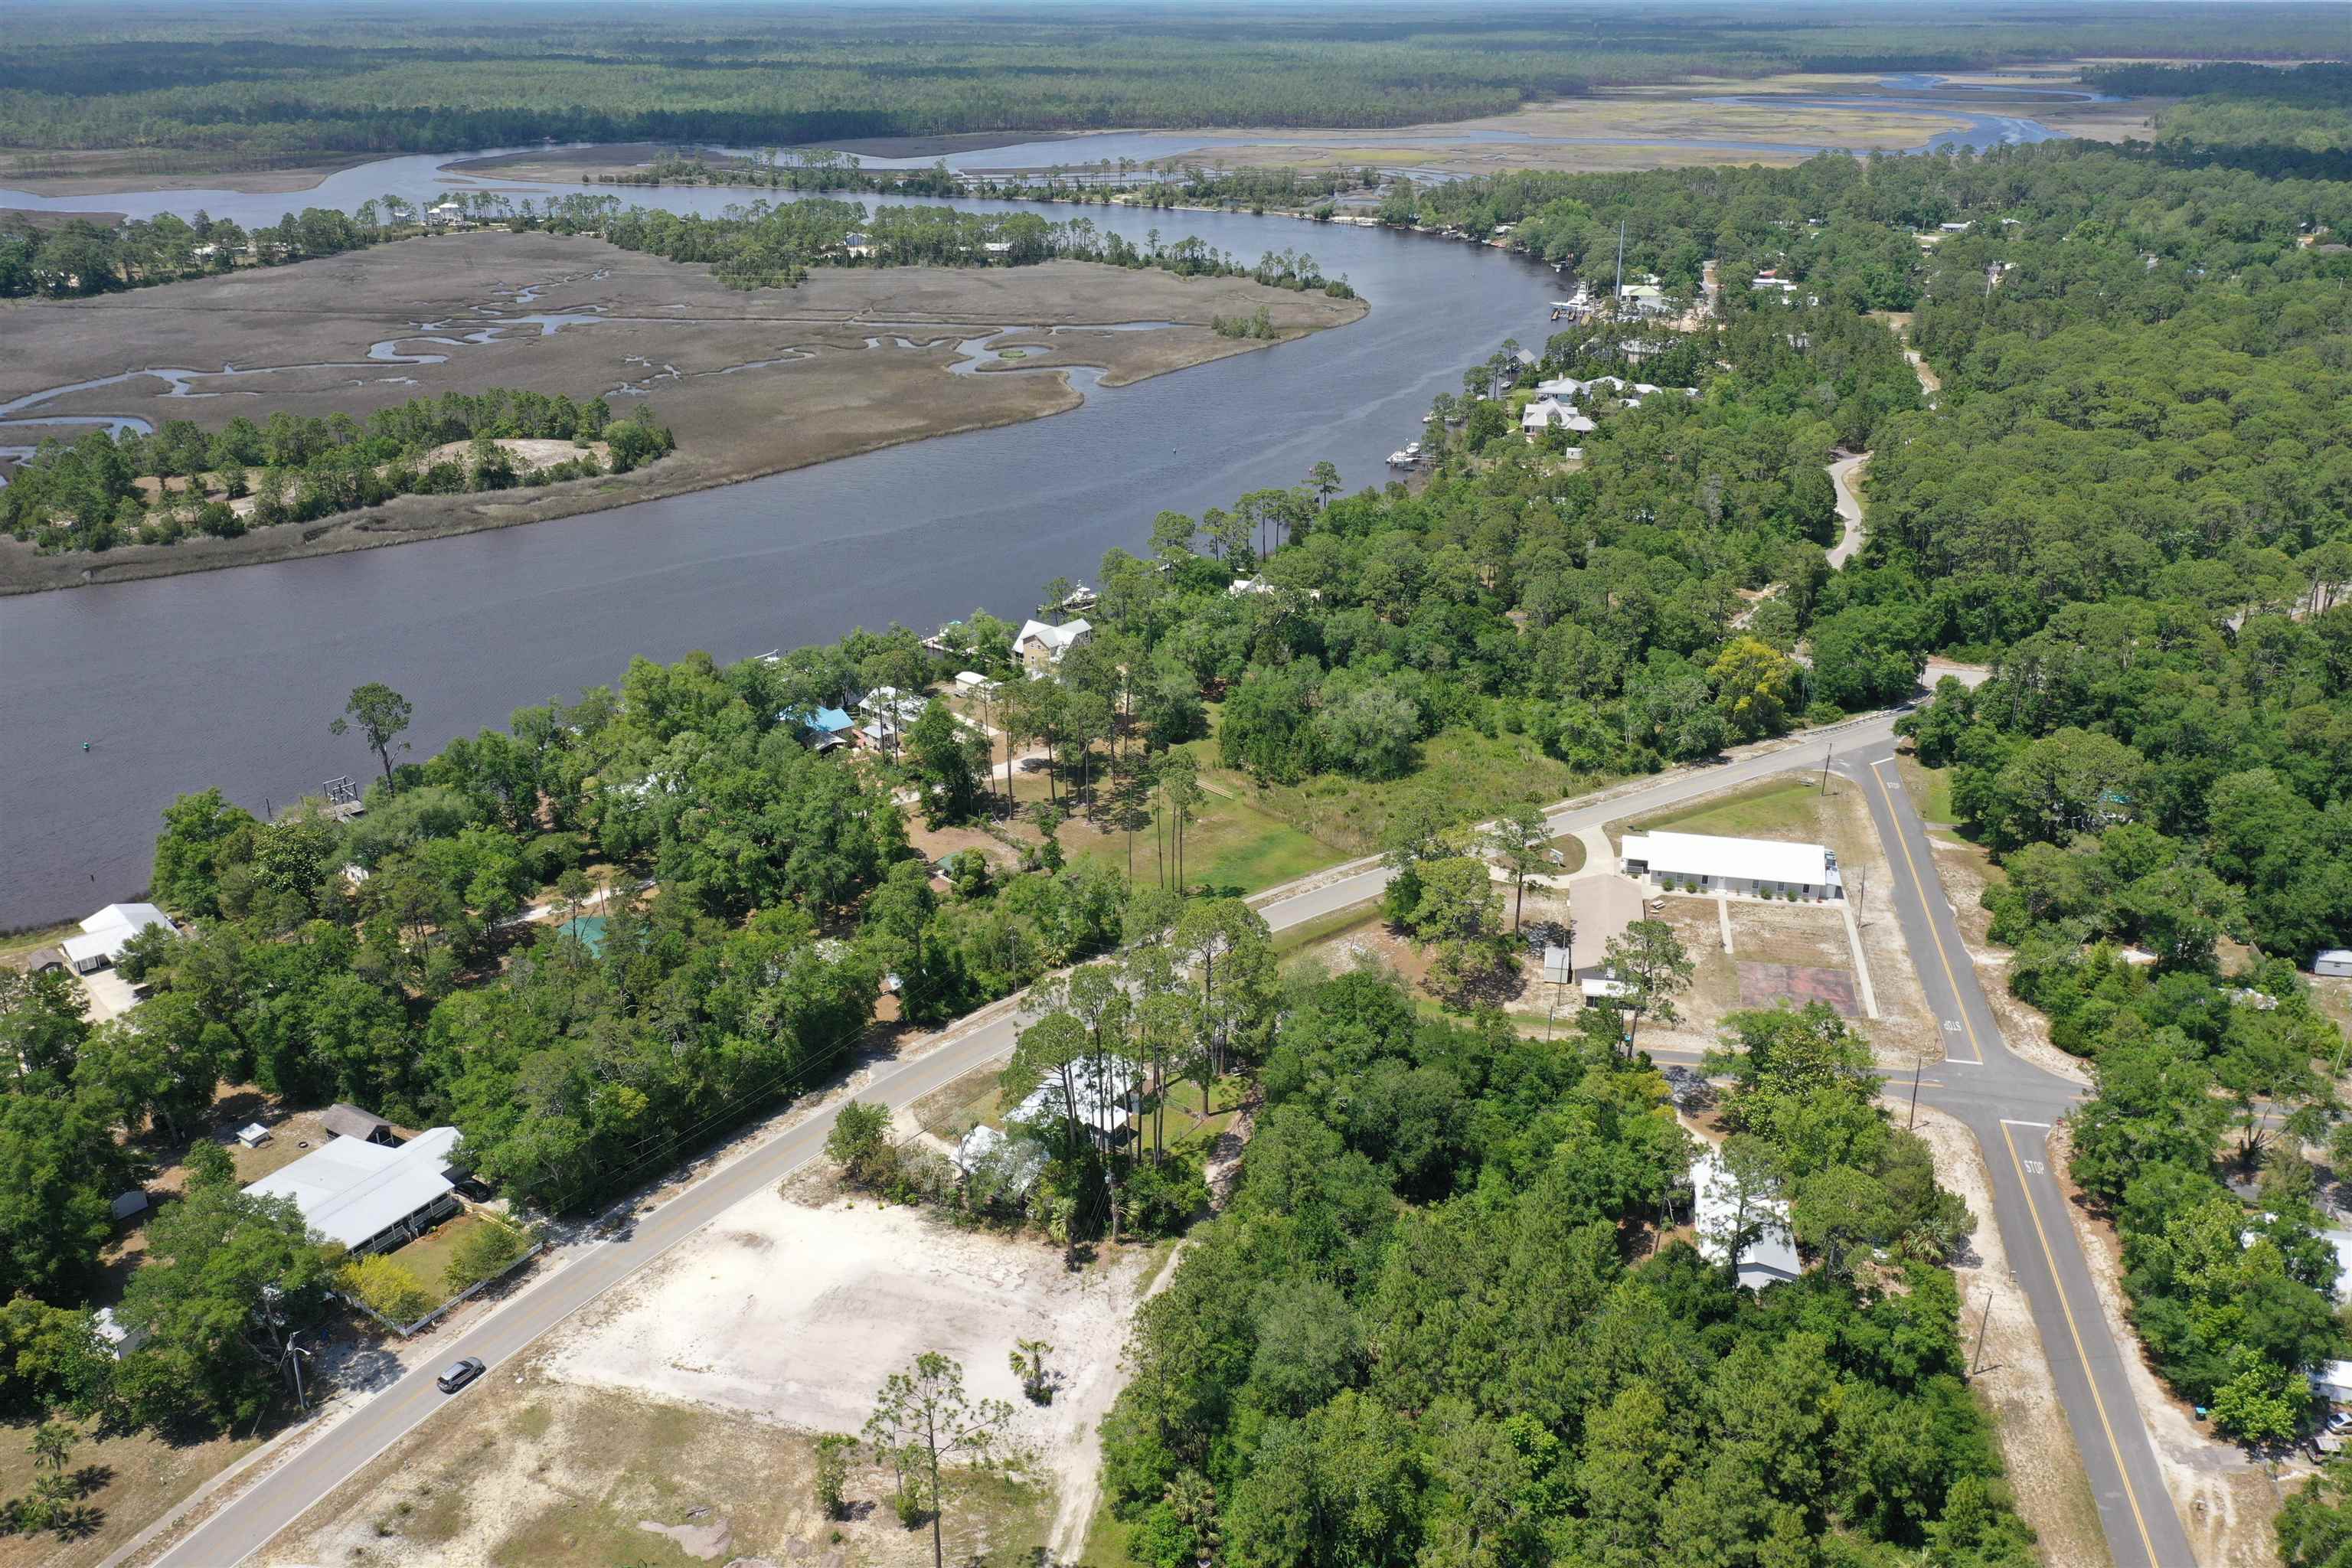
xmin=436 ymin=1357 xmax=487 ymax=1394
xmin=2328 ymin=1406 xmax=2352 ymax=1435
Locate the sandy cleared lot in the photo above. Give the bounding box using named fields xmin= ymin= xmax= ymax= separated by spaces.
xmin=0 ymin=231 xmax=1363 ymax=592
xmin=257 ymin=1184 xmax=1165 ymax=1566
xmin=544 ymin=1193 xmax=1142 ymax=1453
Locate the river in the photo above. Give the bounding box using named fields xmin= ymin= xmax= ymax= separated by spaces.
xmin=0 ymin=85 xmax=2077 ymax=928
xmin=0 ymin=174 xmax=1576 ymax=928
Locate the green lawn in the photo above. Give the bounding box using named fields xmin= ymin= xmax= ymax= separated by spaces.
xmin=1911 ymin=760 xmax=1957 ymax=826
xmin=386 ymin=1210 xmax=527 ymax=1302
xmin=1156 ymin=1072 xmax=1250 ymax=1156
xmin=1625 ymin=773 xmax=1829 ymax=842
xmin=1547 ymin=832 xmax=1588 ymax=875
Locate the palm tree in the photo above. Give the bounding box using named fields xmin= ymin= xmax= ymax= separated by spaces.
xmin=29 ymin=1419 xmax=74 ymax=1477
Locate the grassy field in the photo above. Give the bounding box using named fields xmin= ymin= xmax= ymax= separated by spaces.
xmin=1069 ymin=785 xmax=1338 ymax=897
xmin=261 ymin=1372 xmax=1050 ymax=1568
xmin=1195 ymin=724 xmax=1599 ymax=861
xmin=1899 ymin=756 xmax=1958 ymax=829
xmin=0 ymin=1415 xmax=260 ymax=1568
xmin=1623 ymin=774 xmax=1831 ymax=844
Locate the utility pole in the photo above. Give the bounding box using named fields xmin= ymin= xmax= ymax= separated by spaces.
xmin=1907 ymin=1053 xmax=1923 ymax=1130
xmin=1970 ymin=1285 xmax=1995 ymax=1376
xmin=1820 ymin=743 xmax=1833 ymax=795
xmin=1613 ymin=220 xmax=1625 ymax=315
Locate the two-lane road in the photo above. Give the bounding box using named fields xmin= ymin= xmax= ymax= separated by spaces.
xmin=156 ymin=714 xmax=2190 ymax=1566
xmin=1847 ymin=742 xmax=2192 ymax=1568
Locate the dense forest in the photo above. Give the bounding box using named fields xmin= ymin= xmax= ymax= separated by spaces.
xmin=3 ymin=391 xmax=675 ymax=554
xmin=0 ymin=1 xmax=2340 ymax=158
xmin=1098 ymin=978 xmax=2026 ymax=1565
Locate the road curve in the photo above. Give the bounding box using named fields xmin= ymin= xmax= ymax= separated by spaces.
xmin=154 ymin=709 xmax=2187 ymax=1568
xmin=1827 ymin=452 xmax=1869 ymax=569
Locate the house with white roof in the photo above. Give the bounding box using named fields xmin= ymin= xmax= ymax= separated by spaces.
xmin=244 ymin=1123 xmax=465 ymax=1255
xmin=1621 ymin=831 xmax=1841 ymax=901
xmin=1690 ymin=1143 xmax=1802 ymax=1290
xmin=1014 ymin=617 xmax=1092 ymax=675
xmin=1010 ymin=1057 xmax=1138 ymax=1150
xmin=1521 ymin=398 xmax=1598 ymax=436
xmin=63 ymin=903 xmax=177 ymax=975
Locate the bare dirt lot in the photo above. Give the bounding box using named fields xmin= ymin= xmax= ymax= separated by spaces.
xmin=265 ymin=1185 xmax=1164 ymax=1567
xmin=0 ymin=231 xmax=1364 ymax=592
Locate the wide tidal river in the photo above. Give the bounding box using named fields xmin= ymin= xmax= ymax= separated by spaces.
xmin=0 ymin=161 xmax=1589 ymax=927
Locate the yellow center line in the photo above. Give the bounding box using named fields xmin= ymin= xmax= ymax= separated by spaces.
xmin=1867 ymin=757 xmax=1984 ymax=1064
xmin=2001 ymin=1120 xmax=2162 ymax=1567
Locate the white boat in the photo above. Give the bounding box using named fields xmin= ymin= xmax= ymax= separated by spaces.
xmin=1387 ymin=449 xmax=1418 ymax=468
xmin=1405 ymin=441 xmax=1421 ymax=457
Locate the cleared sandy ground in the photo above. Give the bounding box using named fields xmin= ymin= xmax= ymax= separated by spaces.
xmin=259 ymin=1186 xmax=1164 ymax=1568
xmin=0 ymin=230 xmax=1363 ymax=592
xmin=544 ymin=1189 xmax=1155 ymax=1556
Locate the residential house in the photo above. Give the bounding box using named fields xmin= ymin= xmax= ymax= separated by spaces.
xmin=1690 ymin=1144 xmax=1802 ymax=1290
xmin=854 ymin=688 xmax=929 ymax=753
xmin=93 ymin=1308 xmax=150 ymax=1360
xmin=1014 ymin=617 xmax=1092 ymax=675
xmin=244 ymin=1123 xmax=466 ymax=1255
xmin=63 ymin=902 xmax=176 ymax=975
xmin=1010 ymin=1058 xmax=1138 ymax=1151
xmin=1521 ymin=398 xmax=1597 ymax=436
xmin=780 ymin=705 xmax=856 ymax=753
xmin=1620 ymin=831 xmax=1841 ymax=901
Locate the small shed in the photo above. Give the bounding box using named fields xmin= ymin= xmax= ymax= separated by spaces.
xmin=110 ymin=1189 xmax=149 ymax=1220
xmin=322 ymin=1103 xmax=397 ymax=1145
xmin=2317 ymin=949 xmax=2352 ymax=978
xmin=93 ymin=1308 xmax=149 ymax=1360
xmin=235 ymin=1122 xmax=272 ymax=1148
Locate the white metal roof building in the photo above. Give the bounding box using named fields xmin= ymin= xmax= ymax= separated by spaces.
xmin=1011 ymin=1059 xmax=1138 ymax=1149
xmin=2317 ymin=949 xmax=2352 ymax=978
xmin=1621 ymin=831 xmax=1841 ymax=900
xmin=62 ymin=902 xmax=177 ymax=974
xmin=245 ymin=1125 xmax=464 ymax=1254
xmin=1690 ymin=1144 xmax=1802 ymax=1290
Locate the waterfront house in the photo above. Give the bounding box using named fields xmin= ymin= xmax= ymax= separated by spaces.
xmin=63 ymin=902 xmax=176 ymax=975
xmin=1014 ymin=617 xmax=1092 ymax=674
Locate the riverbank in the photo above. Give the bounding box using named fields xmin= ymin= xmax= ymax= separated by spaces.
xmin=0 ymin=146 xmax=387 ymax=198
xmin=0 ymin=234 xmax=1365 ymax=593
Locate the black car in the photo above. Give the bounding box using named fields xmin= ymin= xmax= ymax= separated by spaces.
xmin=436 ymin=1357 xmax=487 ymax=1394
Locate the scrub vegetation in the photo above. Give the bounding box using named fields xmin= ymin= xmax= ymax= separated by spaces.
xmin=2 ymin=2 xmax=2339 ymax=162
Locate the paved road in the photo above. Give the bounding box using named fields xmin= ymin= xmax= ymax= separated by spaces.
xmin=158 ymin=712 xmax=2188 ymax=1566
xmin=1843 ymin=741 xmax=2192 ymax=1568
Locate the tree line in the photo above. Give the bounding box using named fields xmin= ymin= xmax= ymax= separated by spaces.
xmin=3 ymin=392 xmax=674 ymax=554
xmin=13 ymin=3 xmax=2332 ymax=162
